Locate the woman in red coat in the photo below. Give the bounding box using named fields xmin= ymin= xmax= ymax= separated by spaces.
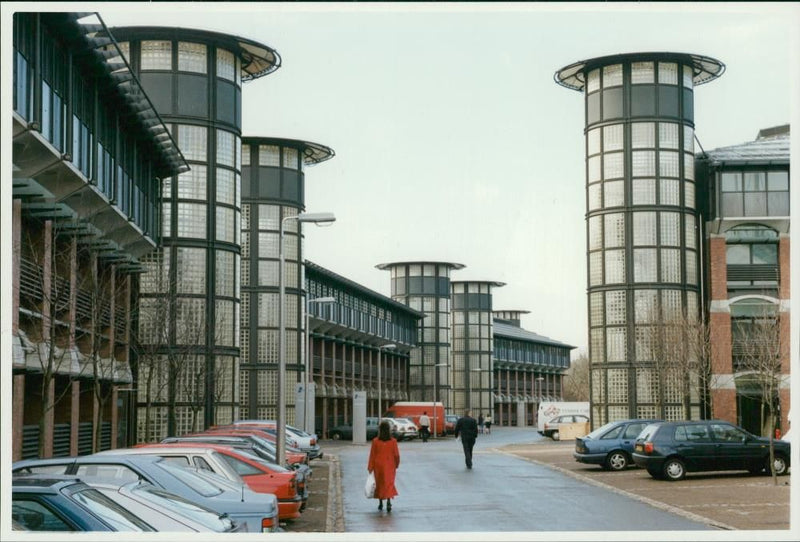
xmin=367 ymin=420 xmax=400 ymax=511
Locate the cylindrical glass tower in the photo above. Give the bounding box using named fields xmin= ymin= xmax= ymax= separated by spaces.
xmin=111 ymin=26 xmax=280 ymax=437
xmin=451 ymin=280 xmax=504 ymax=416
xmin=555 ymin=53 xmax=724 ymax=425
xmin=376 ymin=261 xmax=464 ymax=406
xmin=239 ymin=137 xmax=334 ymax=421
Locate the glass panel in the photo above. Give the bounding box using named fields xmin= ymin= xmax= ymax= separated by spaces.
xmin=686 ymin=251 xmax=697 ymax=285
xmin=684 ymin=152 xmax=695 ymax=180
xmin=604 ymin=249 xmax=625 ymax=283
xmin=588 ymin=183 xmax=602 ymax=211
xmin=604 ymin=180 xmax=624 ymax=207
xmin=216 ymin=130 xmax=235 ymax=167
xmin=176 ymin=203 xmax=206 ymax=238
xmin=683 ymin=125 xmax=694 ymax=153
xmin=633 ymin=212 xmax=657 ymax=245
xmin=216 ymin=49 xmax=236 ymax=81
xmin=178 ymin=42 xmax=207 ymax=73
xmin=721 ymin=172 xmax=742 ymax=192
xmin=752 ymin=244 xmax=778 ymax=265
xmin=685 ymin=181 xmax=695 ymax=209
xmin=632 ymin=151 xmax=655 ymax=176
xmin=141 ymin=40 xmax=172 ymax=70
xmin=176 ymin=247 xmax=206 ymax=294
xmin=659 ymin=151 xmax=680 ymax=177
xmin=683 ymin=65 xmax=694 ymax=89
xmin=632 ymin=178 xmax=656 ymax=205
xmin=634 ymin=290 xmax=658 ymax=323
xmin=658 ymin=62 xmax=678 ymax=84
xmin=660 ymin=179 xmax=680 ymax=206
xmin=283 ymin=147 xmax=299 ymax=170
xmin=744 ymin=193 xmax=768 ymax=216
xmin=216 ymin=206 xmax=235 ymax=243
xmin=633 ymin=248 xmax=657 ymax=282
xmin=259 ymin=145 xmax=280 ymax=166
xmin=768 ymin=171 xmax=789 ymax=191
xmin=659 ymin=123 xmax=679 ymax=149
xmin=177 ymin=165 xmax=207 ymax=200
xmin=588 ymin=155 xmax=601 ymax=182
xmin=684 ymin=214 xmax=697 ymax=249
xmin=631 ymin=61 xmax=654 ymax=84
xmin=216 ymin=250 xmax=235 ymax=296
xmin=589 ymin=252 xmax=603 ymax=286
xmin=178 ymin=125 xmax=207 ymax=161
xmin=660 ymin=212 xmax=681 ymax=246
xmin=603 ymin=64 xmax=623 ymax=87
xmin=631 ymin=122 xmax=655 ymax=148
xmin=603 ymin=152 xmax=624 ymax=179
xmin=216 ymin=168 xmax=235 ymax=205
xmin=606 ymin=328 xmax=627 ymax=361
xmin=605 ymin=290 xmax=626 ymax=325
xmin=604 ymin=213 xmax=625 ymax=248
xmin=661 ymin=248 xmax=681 ymax=282
xmin=744 ymin=172 xmax=766 ymax=192
xmin=603 ymin=124 xmax=624 ymax=151
xmin=588 ymin=216 xmax=602 ymax=250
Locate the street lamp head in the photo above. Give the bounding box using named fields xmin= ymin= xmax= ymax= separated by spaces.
xmin=297 ymin=212 xmax=336 ymax=224
xmin=308 ymin=296 xmax=336 ymax=304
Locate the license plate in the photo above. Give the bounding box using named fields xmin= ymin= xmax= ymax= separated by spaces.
xmin=634 ymin=444 xmax=643 ymax=452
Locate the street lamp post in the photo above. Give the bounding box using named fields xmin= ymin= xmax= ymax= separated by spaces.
xmin=278 ymin=212 xmax=335 ymax=465
xmin=303 ymin=296 xmax=336 ymax=434
xmin=377 ymin=343 xmax=396 ymax=418
xmin=433 ymin=362 xmax=449 ymax=438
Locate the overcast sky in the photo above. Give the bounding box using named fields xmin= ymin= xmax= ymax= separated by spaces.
xmin=11 ymin=2 xmax=799 ymax=356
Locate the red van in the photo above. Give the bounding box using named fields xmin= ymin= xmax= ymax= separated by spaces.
xmin=383 ymin=402 xmax=447 ymax=437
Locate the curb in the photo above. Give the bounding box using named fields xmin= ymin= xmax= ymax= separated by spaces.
xmin=325 ymin=454 xmax=345 ymax=532
xmin=494 ymin=448 xmax=736 ymax=531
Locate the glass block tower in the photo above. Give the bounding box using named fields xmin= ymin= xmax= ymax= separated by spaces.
xmin=110 ymin=26 xmax=280 ymax=438
xmin=376 ymin=261 xmax=464 ymax=405
xmin=239 ymin=137 xmax=334 ymax=421
xmin=451 ymin=281 xmax=504 ymax=416
xmin=555 ymin=53 xmax=724 ymax=426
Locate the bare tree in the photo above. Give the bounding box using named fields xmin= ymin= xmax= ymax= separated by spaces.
xmin=19 ymin=224 xmax=80 ymax=457
xmin=563 ymin=352 xmax=590 ymax=402
xmin=733 ymin=305 xmax=784 ymax=484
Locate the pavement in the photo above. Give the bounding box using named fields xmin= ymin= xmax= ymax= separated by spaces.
xmin=286 ymin=435 xmax=791 ymax=533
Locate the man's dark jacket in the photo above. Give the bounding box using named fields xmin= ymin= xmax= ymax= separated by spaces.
xmin=454 ymin=415 xmax=479 ymax=440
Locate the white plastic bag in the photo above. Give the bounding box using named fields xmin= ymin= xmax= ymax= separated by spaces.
xmin=364 ymin=471 xmax=376 ymax=498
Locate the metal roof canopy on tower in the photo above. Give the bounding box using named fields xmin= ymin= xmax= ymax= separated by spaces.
xmin=554 ymin=52 xmax=725 ymax=92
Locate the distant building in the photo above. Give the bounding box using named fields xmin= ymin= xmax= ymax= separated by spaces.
xmin=697 ymin=125 xmax=790 ymax=435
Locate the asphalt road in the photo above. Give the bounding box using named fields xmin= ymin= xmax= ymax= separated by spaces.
xmin=335 ymin=427 xmax=714 ymax=533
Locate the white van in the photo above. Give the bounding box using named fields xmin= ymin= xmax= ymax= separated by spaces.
xmin=537 ymin=402 xmax=590 ymax=434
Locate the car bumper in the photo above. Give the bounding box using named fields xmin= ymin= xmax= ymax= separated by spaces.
xmin=632 ymin=452 xmax=661 ymax=469
xmin=277 ymin=495 xmax=304 ymax=520
xmin=573 ymin=452 xmax=607 ymax=465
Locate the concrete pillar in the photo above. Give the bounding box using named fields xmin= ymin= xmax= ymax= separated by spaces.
xmin=13 ymin=375 xmax=25 ymax=461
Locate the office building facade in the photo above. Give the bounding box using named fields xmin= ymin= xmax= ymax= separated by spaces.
xmin=11 ymin=13 xmax=187 ymax=459
xmin=556 ymin=53 xmax=725 ymax=426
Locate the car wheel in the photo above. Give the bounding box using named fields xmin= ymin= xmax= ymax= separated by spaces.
xmin=606 ymin=451 xmax=628 ymax=471
xmin=772 ymin=454 xmax=789 ymax=476
xmin=552 ymin=430 xmax=560 ymax=441
xmin=663 ymin=458 xmax=686 ymax=481
xmin=331 ymin=432 xmax=341 ymax=440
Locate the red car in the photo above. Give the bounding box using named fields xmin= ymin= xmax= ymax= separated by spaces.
xmin=204 ymin=429 xmax=308 ymax=467
xmin=126 ymin=443 xmax=303 ymax=520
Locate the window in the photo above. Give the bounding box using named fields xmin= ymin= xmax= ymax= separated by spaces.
xmin=587 ymin=128 xmax=601 ymax=155
xmin=632 ymin=178 xmax=656 ymax=205
xmin=659 ymin=123 xmax=679 ymax=149
xmin=632 ymin=151 xmax=655 ymax=176
xmin=216 ymin=49 xmax=236 ymax=81
xmin=178 ymin=125 xmax=207 ymax=161
xmin=282 ymin=147 xmax=299 ymax=170
xmin=603 ymin=64 xmax=623 ymax=87
xmin=660 ymin=178 xmax=680 ymax=206
xmin=217 ymin=130 xmax=235 ymax=167
xmin=603 ymin=124 xmax=624 ymax=151
xmin=141 ymin=40 xmax=172 ymax=70
xmin=177 ymin=165 xmax=207 ymax=200
xmin=633 ymin=212 xmax=657 ymax=246
xmin=674 ymin=424 xmax=711 ymax=442
xmin=604 ymin=213 xmax=625 ymax=248
xmin=587 ymin=69 xmax=600 ymax=93
xmin=178 ymin=42 xmax=207 ymax=73
xmin=259 ymin=145 xmax=280 ymax=166
xmin=720 ymin=169 xmax=789 ymax=217
xmin=604 ymin=180 xmax=624 ymax=207
xmin=12 ymin=499 xmax=72 ymax=531
xmin=658 ymin=62 xmax=678 ymax=85
xmin=176 ymin=203 xmax=206 ymax=238
xmin=632 ymin=122 xmax=655 ymax=149
xmin=631 ymin=62 xmax=654 ymax=84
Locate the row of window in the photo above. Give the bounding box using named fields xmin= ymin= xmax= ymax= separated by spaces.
xmin=588 ymin=150 xmax=695 ymax=183
xmin=493 ymin=338 xmax=571 ymax=367
xmin=171 ymin=124 xmax=241 ymax=169
xmin=589 ymin=289 xmax=699 ymax=329
xmin=589 ymin=178 xmax=695 ymax=210
xmin=242 ymin=144 xmax=301 ymax=171
xmin=588 ymin=122 xmax=694 ymax=154
xmin=718 ymin=170 xmax=789 ymax=217
xmin=121 ymin=40 xmax=241 ymax=85
xmin=162 ymin=202 xmax=241 ymax=243
xmin=589 ymin=212 xmax=696 ymax=250
xmin=586 ymin=62 xmax=694 ymax=93
xmin=388 ymin=263 xmax=457 ymax=279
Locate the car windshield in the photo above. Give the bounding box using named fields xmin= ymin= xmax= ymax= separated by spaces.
xmin=157 ymin=462 xmax=223 ymax=497
xmin=584 ymin=421 xmax=619 ymax=440
xmin=134 ymin=486 xmax=233 ymax=532
xmin=71 ymin=487 xmax=154 ymax=531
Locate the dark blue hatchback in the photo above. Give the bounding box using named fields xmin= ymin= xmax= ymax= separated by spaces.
xmin=574 ymin=419 xmax=661 ymax=471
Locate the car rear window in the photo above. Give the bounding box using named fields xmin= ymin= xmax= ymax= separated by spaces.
xmin=12 ymin=499 xmax=72 ymax=531
xmin=600 ymin=425 xmax=624 ymax=440
xmin=75 ymin=464 xmax=140 ymax=484
xmin=623 ymin=423 xmax=646 ymax=439
xmin=71 ymin=487 xmax=153 ymax=531
xmin=157 ymin=462 xmax=223 ymax=498
xmin=637 ymin=424 xmax=661 ymax=441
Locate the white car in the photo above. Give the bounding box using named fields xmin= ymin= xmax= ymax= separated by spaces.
xmin=382 ymin=417 xmax=418 ymax=441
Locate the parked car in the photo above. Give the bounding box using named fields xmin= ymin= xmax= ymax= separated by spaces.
xmin=12 ymin=475 xmax=154 ymax=532
xmin=162 ymin=433 xmax=310 ymax=471
xmin=328 ymin=417 xmax=380 ymax=441
xmin=227 ymin=421 xmax=323 ymax=459
xmin=13 ymin=454 xmax=279 ymax=532
xmin=112 ymin=443 xmax=304 ymax=520
xmin=445 ymin=415 xmax=459 ymax=435
xmin=543 ymin=414 xmax=590 ymax=440
xmin=632 ymin=420 xmax=791 ymax=481
xmin=382 ymin=417 xmax=418 ymax=441
xmin=87 ymin=479 xmax=242 ymax=532
xmin=574 ymin=419 xmax=661 ymax=470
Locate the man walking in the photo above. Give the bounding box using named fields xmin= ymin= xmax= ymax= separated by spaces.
xmin=419 ymin=411 xmax=431 ymax=442
xmin=454 ymin=410 xmax=479 ymax=469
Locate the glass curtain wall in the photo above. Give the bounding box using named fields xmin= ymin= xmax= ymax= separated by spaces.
xmin=558 ymin=53 xmax=723 ymax=426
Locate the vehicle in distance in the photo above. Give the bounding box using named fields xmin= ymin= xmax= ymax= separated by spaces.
xmin=574 ymin=419 xmax=660 ymax=470
xmin=633 ymin=420 xmax=791 ymax=481
xmin=12 ymin=475 xmax=154 ymax=532
xmin=543 ymin=414 xmax=590 ymax=440
xmin=444 ymin=415 xmax=459 ymax=435
xmin=328 ymin=417 xmax=380 ymax=440
xmin=382 ymin=417 xmax=418 ymax=441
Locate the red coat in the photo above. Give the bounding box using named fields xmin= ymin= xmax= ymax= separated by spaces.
xmin=367 ymin=436 xmax=400 ymax=499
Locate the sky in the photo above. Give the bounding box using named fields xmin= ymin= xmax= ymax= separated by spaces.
xmin=5 ymin=2 xmax=800 ymax=357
